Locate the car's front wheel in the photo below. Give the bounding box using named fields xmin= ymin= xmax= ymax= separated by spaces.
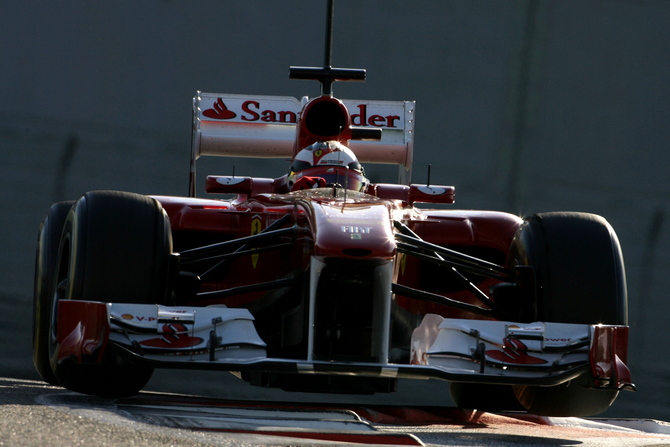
xmin=48 ymin=191 xmax=173 ymax=397
xmin=509 ymin=212 xmax=627 ymax=416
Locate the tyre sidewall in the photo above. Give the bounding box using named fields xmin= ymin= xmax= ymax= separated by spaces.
xmin=33 ymin=201 xmax=75 ymax=385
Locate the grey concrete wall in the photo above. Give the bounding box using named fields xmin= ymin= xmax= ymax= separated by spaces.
xmin=2 ymin=1 xmax=669 ymax=419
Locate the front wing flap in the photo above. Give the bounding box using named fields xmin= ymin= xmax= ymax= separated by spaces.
xmin=56 ymin=301 xmax=633 ymax=391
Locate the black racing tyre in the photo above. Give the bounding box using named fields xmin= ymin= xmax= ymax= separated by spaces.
xmin=510 ymin=212 xmax=627 ymax=416
xmin=33 ymin=200 xmax=75 ymax=385
xmin=48 ymin=191 xmax=173 ymax=398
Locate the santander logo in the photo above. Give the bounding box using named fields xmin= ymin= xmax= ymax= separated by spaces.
xmin=201 ymin=97 xmax=402 ymax=128
xmin=202 ymin=98 xmax=237 ymax=120
xmin=203 ymin=98 xmax=296 ymax=123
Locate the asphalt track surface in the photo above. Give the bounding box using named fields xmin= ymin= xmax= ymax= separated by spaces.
xmin=3 ymin=377 xmax=670 ymax=447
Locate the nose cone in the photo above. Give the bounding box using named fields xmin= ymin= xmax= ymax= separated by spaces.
xmin=312 ymin=202 xmax=396 ymax=260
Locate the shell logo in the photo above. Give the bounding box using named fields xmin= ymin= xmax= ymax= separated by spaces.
xmin=121 ymin=314 xmax=134 ymax=320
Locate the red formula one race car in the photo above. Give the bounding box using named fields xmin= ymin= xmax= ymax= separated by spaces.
xmin=33 ymin=6 xmax=633 ymax=417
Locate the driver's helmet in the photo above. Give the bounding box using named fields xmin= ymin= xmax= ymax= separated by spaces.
xmin=288 ymin=141 xmax=368 ymax=192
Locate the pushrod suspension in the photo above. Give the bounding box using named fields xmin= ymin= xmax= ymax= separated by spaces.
xmin=180 ymin=215 xmax=294 ymax=265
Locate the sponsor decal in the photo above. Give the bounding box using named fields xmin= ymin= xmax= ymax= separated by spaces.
xmin=200 ymin=96 xmax=404 ymax=129
xmin=318 ymin=159 xmax=344 ymax=166
xmin=121 ymin=315 xmax=156 ymax=322
xmin=139 ymin=323 xmax=204 ymax=349
xmin=350 ymin=104 xmax=400 ymax=128
xmin=485 ymin=338 xmax=547 ymax=365
xmin=202 ymin=98 xmax=296 ymax=124
xmin=240 ymin=100 xmax=297 ymax=123
xmin=341 ymin=226 xmax=371 ymax=234
xmin=202 ymin=98 xmax=237 ymax=120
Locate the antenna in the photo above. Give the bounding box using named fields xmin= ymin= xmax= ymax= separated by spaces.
xmin=324 ymin=0 xmax=334 ymax=68
xmin=342 ymin=166 xmax=349 ymax=210
xmin=426 ymin=164 xmax=431 ymax=187
xmin=333 ymin=146 xmax=342 ymax=197
xmin=289 ymin=0 xmax=366 ymax=95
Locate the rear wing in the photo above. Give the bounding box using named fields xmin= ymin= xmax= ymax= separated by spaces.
xmin=190 ymin=92 xmax=415 ymax=196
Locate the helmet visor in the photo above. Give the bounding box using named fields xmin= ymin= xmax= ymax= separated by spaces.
xmin=292 ymin=166 xmax=366 ymax=192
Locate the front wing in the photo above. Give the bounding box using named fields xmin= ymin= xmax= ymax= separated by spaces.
xmin=56 ymin=300 xmax=634 ymax=391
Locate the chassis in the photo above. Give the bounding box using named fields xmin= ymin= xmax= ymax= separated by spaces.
xmin=33 ymin=4 xmax=633 ymax=417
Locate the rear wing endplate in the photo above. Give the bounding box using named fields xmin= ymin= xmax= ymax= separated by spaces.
xmin=190 ymin=92 xmax=415 ymax=196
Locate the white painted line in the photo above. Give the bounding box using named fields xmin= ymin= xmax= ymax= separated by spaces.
xmin=118 ymin=403 xmax=364 ymax=422
xmin=587 ymin=418 xmax=670 ymax=435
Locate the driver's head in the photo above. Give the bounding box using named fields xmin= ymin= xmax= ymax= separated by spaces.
xmin=288 ymin=141 xmax=368 ymax=192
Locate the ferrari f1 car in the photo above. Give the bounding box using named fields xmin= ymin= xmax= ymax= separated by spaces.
xmin=33 ymin=4 xmax=633 ymax=417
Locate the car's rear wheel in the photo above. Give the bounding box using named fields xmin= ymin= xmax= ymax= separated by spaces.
xmin=509 ymin=212 xmax=627 ymax=416
xmin=48 ymin=191 xmax=173 ymax=397
xmin=33 ymin=200 xmax=75 ymax=385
